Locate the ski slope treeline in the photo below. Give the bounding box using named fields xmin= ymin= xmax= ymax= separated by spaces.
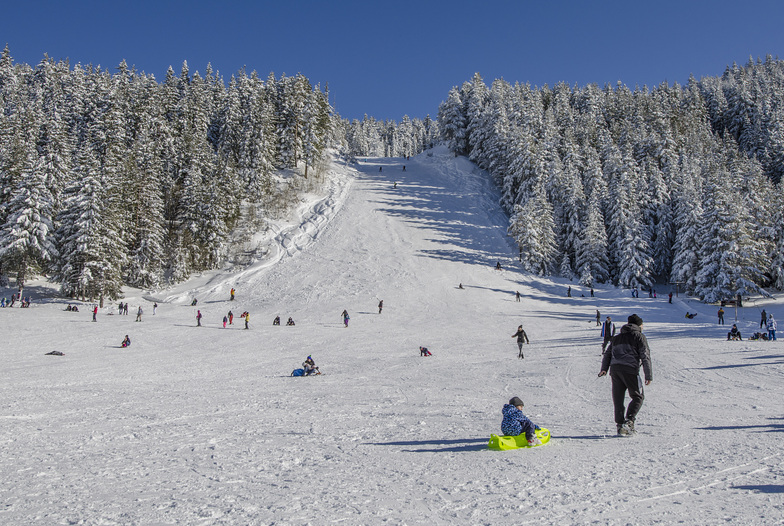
xmin=436 ymin=58 xmax=784 ymax=303
xmin=337 ymin=113 xmax=440 ymax=159
xmin=0 ymin=47 xmax=334 ymax=299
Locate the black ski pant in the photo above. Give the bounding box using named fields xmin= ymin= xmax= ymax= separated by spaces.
xmin=610 ymin=368 xmax=644 ymax=425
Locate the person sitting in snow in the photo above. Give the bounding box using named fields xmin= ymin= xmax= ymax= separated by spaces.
xmin=122 ymin=335 xmax=131 ymax=348
xmin=685 ymin=312 xmax=697 ymax=319
xmin=420 ymin=346 xmax=432 ymax=356
xmin=286 ymin=317 xmax=296 ymax=326
xmin=273 ymin=315 xmax=281 ymax=326
xmin=303 ymin=356 xmax=320 ymax=375
xmin=501 ymin=397 xmax=541 ymax=445
xmin=727 ymin=324 xmax=742 ymax=341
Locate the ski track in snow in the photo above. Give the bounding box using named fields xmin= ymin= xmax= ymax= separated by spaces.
xmin=2 ymin=147 xmax=784 ymax=524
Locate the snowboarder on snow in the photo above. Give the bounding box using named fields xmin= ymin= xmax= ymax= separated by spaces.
xmin=598 ymin=314 xmax=653 ymax=436
xmin=512 ymin=325 xmax=529 ymax=359
xmin=501 ymin=397 xmax=541 ymax=445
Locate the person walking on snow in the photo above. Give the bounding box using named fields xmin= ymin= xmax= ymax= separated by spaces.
xmin=760 ymin=309 xmax=767 ymax=329
xmin=378 ymin=300 xmax=383 ymax=314
xmin=223 ymin=316 xmax=228 ymax=328
xmin=153 ymin=303 xmax=157 ymax=315
xmin=136 ymin=306 xmax=143 ymax=322
xmin=342 ymin=309 xmax=350 ymax=328
xmin=767 ymin=314 xmax=777 ymax=341
xmin=596 ymin=310 xmax=601 ymax=326
xmin=228 ymin=310 xmax=233 ymax=325
xmin=230 ymin=288 xmax=235 ymax=301
xmin=196 ymin=310 xmax=202 ymax=327
xmin=92 ymin=305 xmax=98 ymax=322
xmin=567 ymin=286 xmax=571 ymax=297
xmin=501 ymin=397 xmax=541 ymax=445
xmin=598 ymin=314 xmax=653 ymax=436
xmin=601 ymin=316 xmax=616 ymax=352
xmin=512 ymin=325 xmax=529 ymax=359
xmin=516 ymin=291 xmax=521 ymax=302
xmin=244 ymin=312 xmax=250 ymax=330
xmin=718 ymin=307 xmax=725 ymax=325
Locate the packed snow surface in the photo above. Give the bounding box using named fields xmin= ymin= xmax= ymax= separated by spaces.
xmin=2 ymin=147 xmax=783 ymax=525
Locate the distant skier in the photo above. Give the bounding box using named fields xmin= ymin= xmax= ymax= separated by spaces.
xmin=512 ymin=325 xmax=529 ymax=359
xmin=196 ymin=310 xmax=202 ymax=326
xmin=378 ymin=300 xmax=383 ymax=314
xmin=501 ymin=397 xmax=541 ymax=445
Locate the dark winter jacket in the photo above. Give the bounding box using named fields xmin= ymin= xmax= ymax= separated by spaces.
xmin=513 ymin=328 xmax=529 ymax=344
xmin=601 ymin=320 xmax=616 ymax=341
xmin=501 ymin=404 xmax=538 ymax=437
xmin=601 ymin=323 xmax=652 ymax=381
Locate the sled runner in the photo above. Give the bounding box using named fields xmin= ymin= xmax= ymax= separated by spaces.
xmin=488 ymin=427 xmax=551 ymax=450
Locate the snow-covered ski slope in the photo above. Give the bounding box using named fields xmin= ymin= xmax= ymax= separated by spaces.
xmin=2 ymin=146 xmax=783 ymax=524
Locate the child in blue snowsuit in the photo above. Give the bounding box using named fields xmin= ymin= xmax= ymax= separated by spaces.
xmin=501 ymin=397 xmax=541 ymax=444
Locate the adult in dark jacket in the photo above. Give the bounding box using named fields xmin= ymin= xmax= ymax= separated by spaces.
xmin=512 ymin=325 xmax=529 ymax=359
xmin=598 ymin=314 xmax=652 ymax=435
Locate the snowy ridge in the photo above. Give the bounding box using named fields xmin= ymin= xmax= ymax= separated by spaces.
xmin=2 ymin=147 xmax=784 ymax=524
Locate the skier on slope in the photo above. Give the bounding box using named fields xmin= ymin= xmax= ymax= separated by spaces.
xmin=501 ymin=397 xmax=541 ymax=445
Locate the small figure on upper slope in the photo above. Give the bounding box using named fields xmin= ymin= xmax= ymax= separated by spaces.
xmin=378 ymin=300 xmax=383 ymax=314
xmin=191 ymin=298 xmax=198 ymax=306
xmin=501 ymin=397 xmax=541 ymax=445
xmin=196 ymin=310 xmax=202 ymax=326
xmin=230 ymin=288 xmax=235 ymax=301
xmin=342 ymin=309 xmax=349 ymax=327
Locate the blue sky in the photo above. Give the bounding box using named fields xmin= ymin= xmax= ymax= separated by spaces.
xmin=2 ymin=0 xmax=783 ymax=121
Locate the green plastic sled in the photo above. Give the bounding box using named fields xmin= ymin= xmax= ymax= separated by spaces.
xmin=488 ymin=427 xmax=551 ymax=450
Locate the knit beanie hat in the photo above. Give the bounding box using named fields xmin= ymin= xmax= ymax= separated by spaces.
xmin=628 ymin=314 xmax=643 ymax=326
xmin=509 ymin=397 xmax=524 ymax=407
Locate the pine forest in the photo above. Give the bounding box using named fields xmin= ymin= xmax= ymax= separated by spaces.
xmin=2 ymin=45 xmax=784 ymax=304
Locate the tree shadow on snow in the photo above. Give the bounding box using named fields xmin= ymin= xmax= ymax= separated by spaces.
xmin=733 ymin=484 xmax=784 ymax=494
xmin=368 ymin=437 xmax=488 ymax=453
xmin=696 ymin=420 xmax=784 ymax=433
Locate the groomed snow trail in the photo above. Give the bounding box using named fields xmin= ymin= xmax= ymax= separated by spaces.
xmin=2 ymin=148 xmax=783 ymax=525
